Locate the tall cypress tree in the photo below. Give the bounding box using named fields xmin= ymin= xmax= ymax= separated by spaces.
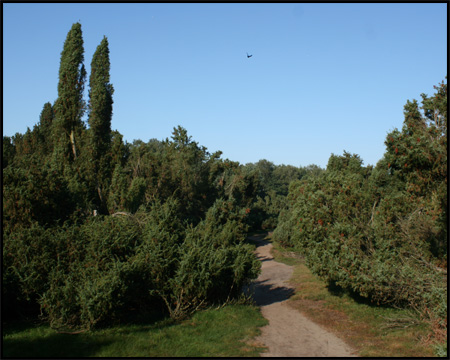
xmin=88 ymin=36 xmax=114 ymax=162
xmin=53 ymin=22 xmax=86 ymax=162
xmin=88 ymin=36 xmax=114 ymax=212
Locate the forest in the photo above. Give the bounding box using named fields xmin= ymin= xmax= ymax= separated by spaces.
xmin=2 ymin=22 xmax=447 ymax=349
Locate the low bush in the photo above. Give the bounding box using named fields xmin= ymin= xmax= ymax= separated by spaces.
xmin=3 ymin=197 xmax=260 ymax=330
xmin=273 ymin=150 xmax=447 ymax=349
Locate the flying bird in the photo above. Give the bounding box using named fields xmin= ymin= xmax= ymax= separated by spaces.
xmin=247 ymin=52 xmax=253 ymax=58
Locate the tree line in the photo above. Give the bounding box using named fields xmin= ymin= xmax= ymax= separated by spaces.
xmin=2 ymin=23 xmax=318 ymax=331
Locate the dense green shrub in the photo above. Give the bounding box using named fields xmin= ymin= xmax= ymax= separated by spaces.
xmin=252 ymin=191 xmax=287 ymax=230
xmin=120 ymin=127 xmax=225 ymax=223
xmin=138 ymin=197 xmax=260 ymax=320
xmin=36 ymin=215 xmax=143 ymax=330
xmin=172 ymin=227 xmax=259 ymax=317
xmin=3 ymin=223 xmax=57 ymax=320
xmin=273 ymin=151 xmax=446 ymax=310
xmin=273 ymin=80 xmax=447 ymax=343
xmin=244 ymin=160 xmax=324 ymax=230
xmin=4 ymin=196 xmax=260 ymax=329
xmin=2 ymin=158 xmax=76 ymax=231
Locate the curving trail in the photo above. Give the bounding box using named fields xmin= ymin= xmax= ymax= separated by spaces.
xmin=245 ymin=233 xmax=357 ymax=357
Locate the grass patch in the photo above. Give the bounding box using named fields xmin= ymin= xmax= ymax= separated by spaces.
xmin=268 ymin=233 xmax=437 ymax=357
xmin=2 ymin=304 xmax=268 ymax=357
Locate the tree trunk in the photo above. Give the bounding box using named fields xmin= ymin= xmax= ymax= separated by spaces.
xmin=69 ymin=130 xmax=77 ymax=159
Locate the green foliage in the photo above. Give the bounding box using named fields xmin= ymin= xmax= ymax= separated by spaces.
xmin=53 ymin=22 xmax=87 ymax=163
xmin=133 ymin=197 xmax=259 ymax=320
xmin=3 ymin=158 xmax=76 ymax=231
xmin=168 ymin=230 xmax=259 ymax=319
xmin=87 ymin=36 xmax=114 ymax=213
xmin=383 ymin=81 xmax=447 ymax=258
xmin=107 ymin=163 xmax=129 ymax=213
xmin=3 ymin=223 xmax=56 ymax=316
xmin=273 ymin=79 xmax=447 ymax=344
xmin=252 ymin=190 xmax=286 ymax=230
xmin=3 ymin=22 xmax=262 ymax=331
xmin=198 ymin=198 xmax=250 ymax=246
xmin=4 ymin=196 xmax=259 ymax=329
xmin=2 ymin=135 xmax=16 ymax=169
xmin=244 ymin=160 xmax=324 ymax=230
xmin=39 ymin=216 xmax=143 ymax=330
xmin=117 ymin=127 xmax=257 ymax=225
xmin=121 ymin=129 xmax=219 ymax=220
xmin=125 ymin=177 xmax=147 ymax=213
xmin=88 ymin=36 xmax=114 ymax=161
xmin=37 ymin=102 xmax=55 ymax=155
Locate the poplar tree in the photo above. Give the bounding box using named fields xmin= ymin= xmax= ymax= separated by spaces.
xmin=88 ymin=36 xmax=113 ymax=161
xmin=88 ymin=36 xmax=114 ymax=211
xmin=53 ymin=22 xmax=86 ymax=162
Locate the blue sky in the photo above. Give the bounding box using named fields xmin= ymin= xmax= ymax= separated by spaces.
xmin=3 ymin=3 xmax=447 ymax=168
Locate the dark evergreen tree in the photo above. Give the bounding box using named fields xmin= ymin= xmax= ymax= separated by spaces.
xmin=35 ymin=102 xmax=55 ymax=155
xmin=53 ymin=22 xmax=86 ymax=163
xmin=88 ymin=36 xmax=114 ymax=212
xmin=421 ymin=77 xmax=447 ymax=136
xmin=254 ymin=159 xmax=275 ymax=193
xmin=2 ymin=136 xmax=15 ymax=169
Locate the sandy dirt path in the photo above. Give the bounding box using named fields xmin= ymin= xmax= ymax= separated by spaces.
xmin=245 ymin=233 xmax=357 ymax=357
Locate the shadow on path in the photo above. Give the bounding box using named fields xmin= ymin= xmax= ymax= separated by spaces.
xmin=244 ymin=232 xmax=295 ymax=307
xmin=251 ymin=281 xmax=295 ymax=306
xmin=246 ymin=233 xmax=271 ymax=247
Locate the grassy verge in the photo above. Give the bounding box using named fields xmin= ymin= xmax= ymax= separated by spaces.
xmin=269 ymin=234 xmax=438 ymax=357
xmin=2 ymin=304 xmax=268 ymax=357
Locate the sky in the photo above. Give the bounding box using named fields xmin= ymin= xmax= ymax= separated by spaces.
xmin=3 ymin=3 xmax=447 ymax=168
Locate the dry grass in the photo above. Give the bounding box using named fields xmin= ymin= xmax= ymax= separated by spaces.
xmin=270 ymin=236 xmax=436 ymax=357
